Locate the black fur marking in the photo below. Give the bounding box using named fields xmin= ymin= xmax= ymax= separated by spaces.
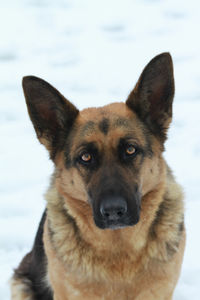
xmin=99 ymin=118 xmax=109 ymax=135
xmin=150 ymin=198 xmax=184 ymax=258
xmin=64 ymin=128 xmax=77 ymax=168
xmin=14 ymin=210 xmax=53 ymax=300
xmin=115 ymin=118 xmax=153 ymax=157
xmin=65 ymin=122 xmax=97 ymax=168
xmin=118 ymin=138 xmax=144 ymax=167
xmin=65 ymin=143 xmax=73 ymax=168
xmin=74 ymin=142 xmax=101 ymax=172
xmin=65 ymin=155 xmax=72 ymax=168
xmin=150 ymin=199 xmax=166 ymax=239
xmin=179 ymin=220 xmax=184 ymax=233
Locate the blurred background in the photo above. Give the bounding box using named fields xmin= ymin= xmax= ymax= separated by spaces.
xmin=0 ymin=0 xmax=200 ymax=298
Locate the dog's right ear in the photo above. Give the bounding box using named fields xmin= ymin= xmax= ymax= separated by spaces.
xmin=22 ymin=76 xmax=79 ymax=159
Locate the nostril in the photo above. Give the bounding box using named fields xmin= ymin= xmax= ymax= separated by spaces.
xmin=100 ymin=206 xmax=110 ymax=218
xmin=117 ymin=211 xmax=124 ymax=217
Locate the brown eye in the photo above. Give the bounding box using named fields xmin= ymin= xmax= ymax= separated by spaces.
xmin=126 ymin=145 xmax=136 ymax=155
xmin=81 ymin=152 xmax=92 ymax=162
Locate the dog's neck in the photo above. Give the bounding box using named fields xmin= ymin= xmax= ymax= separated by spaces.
xmin=45 ymin=176 xmax=172 ymax=280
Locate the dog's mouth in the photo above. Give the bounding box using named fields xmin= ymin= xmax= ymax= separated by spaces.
xmin=94 ymin=215 xmax=139 ymax=230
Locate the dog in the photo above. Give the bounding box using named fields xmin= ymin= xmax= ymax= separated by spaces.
xmin=11 ymin=53 xmax=185 ymax=300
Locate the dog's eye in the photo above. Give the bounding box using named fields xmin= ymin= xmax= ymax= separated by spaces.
xmin=125 ymin=145 xmax=136 ymax=156
xmin=80 ymin=152 xmax=92 ymax=163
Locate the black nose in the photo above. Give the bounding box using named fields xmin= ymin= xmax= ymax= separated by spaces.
xmin=100 ymin=196 xmax=127 ymax=221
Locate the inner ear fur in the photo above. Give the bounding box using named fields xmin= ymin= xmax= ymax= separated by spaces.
xmin=22 ymin=76 xmax=79 ymax=159
xmin=126 ymin=52 xmax=175 ymax=142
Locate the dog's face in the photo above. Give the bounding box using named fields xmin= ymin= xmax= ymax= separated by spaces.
xmin=64 ymin=104 xmax=147 ymax=229
xmin=22 ymin=53 xmax=174 ymax=230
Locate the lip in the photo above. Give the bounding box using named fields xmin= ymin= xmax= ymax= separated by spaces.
xmin=94 ymin=216 xmax=139 ymax=230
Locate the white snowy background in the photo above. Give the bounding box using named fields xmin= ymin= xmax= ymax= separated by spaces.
xmin=0 ymin=0 xmax=200 ymax=299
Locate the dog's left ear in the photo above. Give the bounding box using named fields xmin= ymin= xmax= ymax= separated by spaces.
xmin=126 ymin=52 xmax=174 ymax=142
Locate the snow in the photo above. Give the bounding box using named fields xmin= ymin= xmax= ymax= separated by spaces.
xmin=0 ymin=0 xmax=200 ymax=298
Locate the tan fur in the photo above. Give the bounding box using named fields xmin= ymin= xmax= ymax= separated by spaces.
xmin=41 ymin=103 xmax=185 ymax=300
xmin=10 ymin=277 xmax=33 ymax=300
xmin=44 ymin=170 xmax=185 ymax=300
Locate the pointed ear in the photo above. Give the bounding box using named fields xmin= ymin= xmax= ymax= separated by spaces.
xmin=126 ymin=53 xmax=175 ymax=142
xmin=22 ymin=76 xmax=79 ymax=159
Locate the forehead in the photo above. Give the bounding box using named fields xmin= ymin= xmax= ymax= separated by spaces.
xmin=73 ymin=102 xmax=147 ymax=146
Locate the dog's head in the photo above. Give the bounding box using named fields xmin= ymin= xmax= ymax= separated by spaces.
xmin=23 ymin=53 xmax=174 ymax=230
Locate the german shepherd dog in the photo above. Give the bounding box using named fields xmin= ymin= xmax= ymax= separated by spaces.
xmin=11 ymin=53 xmax=185 ymax=300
